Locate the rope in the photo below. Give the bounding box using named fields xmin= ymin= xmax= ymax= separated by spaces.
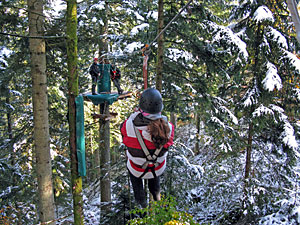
xmin=138 ymin=0 xmax=194 ymax=56
xmin=140 ymin=0 xmax=193 ymax=89
xmin=148 ymin=0 xmax=193 ymax=48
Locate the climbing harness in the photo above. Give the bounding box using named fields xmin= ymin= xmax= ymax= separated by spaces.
xmin=133 ymin=126 xmax=163 ymax=178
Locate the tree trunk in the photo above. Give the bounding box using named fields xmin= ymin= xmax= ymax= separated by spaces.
xmin=244 ymin=122 xmax=253 ymax=180
xmin=194 ymin=113 xmax=200 ymax=154
xmin=28 ymin=0 xmax=55 ymax=223
xmin=94 ymin=112 xmax=101 ymax=179
xmin=100 ymin=103 xmax=111 ymax=210
xmin=170 ymin=112 xmax=177 ymax=129
xmin=98 ymin=1 xmax=111 ymax=213
xmin=93 ymin=122 xmax=101 ymax=181
xmin=66 ymin=0 xmax=84 ymax=224
xmin=6 ymin=96 xmax=12 ymax=140
xmin=99 ymin=1 xmax=109 ymax=57
xmin=287 ymin=0 xmax=300 ymax=44
xmin=243 ymin=120 xmax=253 ymax=211
xmin=156 ymin=0 xmax=164 ymax=92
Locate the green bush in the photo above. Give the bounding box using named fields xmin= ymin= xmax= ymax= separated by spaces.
xmin=127 ymin=196 xmax=199 ymax=225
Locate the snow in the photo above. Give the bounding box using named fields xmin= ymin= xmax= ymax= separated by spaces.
xmin=171 ymin=83 xmax=182 ymax=91
xmin=90 ymin=1 xmax=105 ymax=10
xmin=123 ymin=41 xmax=143 ymax=53
xmin=208 ymin=21 xmax=248 ymax=62
xmin=295 ymin=88 xmax=300 ymax=101
xmin=269 ymin=104 xmax=287 ymax=120
xmin=4 ymin=103 xmax=15 ymax=111
xmin=219 ymin=105 xmax=238 ymax=125
xmin=3 ymin=1 xmax=300 ymax=224
xmin=252 ymin=103 xmax=298 ymax=150
xmin=281 ymin=50 xmax=300 ymax=73
xmin=281 ymin=122 xmax=298 ymax=150
xmin=219 ymin=143 xmax=232 ymax=152
xmin=48 ymin=0 xmax=66 ymax=17
xmin=252 ymin=104 xmax=274 ymax=118
xmin=147 ymin=11 xmax=158 ymax=20
xmin=134 ymin=11 xmax=144 ymax=21
xmin=50 ymin=145 xmax=58 ymax=159
xmin=266 ymin=27 xmax=288 ymax=49
xmin=0 ymin=47 xmax=11 ymax=69
xmin=253 ymin=6 xmax=274 ymax=23
xmin=211 ymin=116 xmax=226 ymax=128
xmin=292 ymin=206 xmax=300 ymax=224
xmin=262 ymin=62 xmax=282 ymax=91
xmin=130 ymin=23 xmax=149 ymax=35
xmin=168 ymin=48 xmax=193 ymax=62
xmin=242 ymin=84 xmax=260 ymax=107
xmin=10 ymin=90 xmax=22 ymax=96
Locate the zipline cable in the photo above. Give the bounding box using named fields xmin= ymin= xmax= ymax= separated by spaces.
xmin=141 ymin=0 xmax=193 ymax=89
xmin=94 ymin=0 xmax=194 ymax=61
xmin=149 ymin=0 xmax=193 ymax=48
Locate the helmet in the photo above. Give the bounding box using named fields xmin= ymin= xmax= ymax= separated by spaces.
xmin=94 ymin=58 xmax=98 ymax=61
xmin=139 ymin=88 xmax=163 ymax=114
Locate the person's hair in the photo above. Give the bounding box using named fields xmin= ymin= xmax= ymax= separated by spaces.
xmin=147 ymin=118 xmax=170 ymax=149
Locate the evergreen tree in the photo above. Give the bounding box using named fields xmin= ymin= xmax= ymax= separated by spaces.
xmin=229 ymin=1 xmax=300 ymax=223
xmin=66 ymin=0 xmax=84 ymax=224
xmin=28 ymin=0 xmax=56 ymax=223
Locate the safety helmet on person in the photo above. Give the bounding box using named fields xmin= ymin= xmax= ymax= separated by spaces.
xmin=139 ymin=88 xmax=163 ymax=114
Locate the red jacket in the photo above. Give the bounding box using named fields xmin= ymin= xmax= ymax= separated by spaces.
xmin=121 ymin=112 xmax=174 ymax=179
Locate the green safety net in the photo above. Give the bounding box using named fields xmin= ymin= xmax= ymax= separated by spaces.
xmin=75 ymin=95 xmax=86 ymax=177
xmin=86 ymin=93 xmax=119 ymax=105
xmin=98 ymin=64 xmax=111 ymax=92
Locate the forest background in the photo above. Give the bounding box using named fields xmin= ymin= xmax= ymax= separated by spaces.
xmin=0 ymin=0 xmax=300 ymax=224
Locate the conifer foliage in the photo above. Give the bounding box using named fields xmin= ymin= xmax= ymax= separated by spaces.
xmin=0 ymin=0 xmax=299 ymax=224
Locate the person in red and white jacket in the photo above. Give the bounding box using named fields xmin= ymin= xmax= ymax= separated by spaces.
xmin=120 ymin=88 xmax=175 ymax=208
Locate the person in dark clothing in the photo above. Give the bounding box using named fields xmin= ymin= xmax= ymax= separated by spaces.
xmin=120 ymin=88 xmax=175 ymax=208
xmin=110 ymin=65 xmax=123 ymax=94
xmin=89 ymin=58 xmax=100 ymax=95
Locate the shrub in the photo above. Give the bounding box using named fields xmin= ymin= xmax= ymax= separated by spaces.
xmin=127 ymin=196 xmax=199 ymax=225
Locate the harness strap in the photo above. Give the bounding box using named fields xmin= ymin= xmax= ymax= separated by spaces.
xmin=152 ymin=148 xmax=162 ymax=161
xmin=134 ymin=126 xmax=153 ymax=161
xmin=133 ymin=126 xmax=163 ymax=178
xmin=138 ymin=166 xmax=157 ymax=179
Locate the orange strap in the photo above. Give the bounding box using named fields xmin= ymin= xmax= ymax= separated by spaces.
xmin=143 ymin=55 xmax=148 ymax=89
xmin=141 ymin=44 xmax=150 ymax=89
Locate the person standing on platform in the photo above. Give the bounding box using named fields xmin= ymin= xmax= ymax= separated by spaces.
xmin=89 ymin=58 xmax=100 ymax=95
xmin=110 ymin=65 xmax=123 ymax=95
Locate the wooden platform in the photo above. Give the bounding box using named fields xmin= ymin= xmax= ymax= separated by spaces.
xmin=82 ymin=91 xmax=132 ymax=102
xmin=117 ymin=91 xmax=133 ymax=99
xmin=92 ymin=112 xmax=118 ymax=121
